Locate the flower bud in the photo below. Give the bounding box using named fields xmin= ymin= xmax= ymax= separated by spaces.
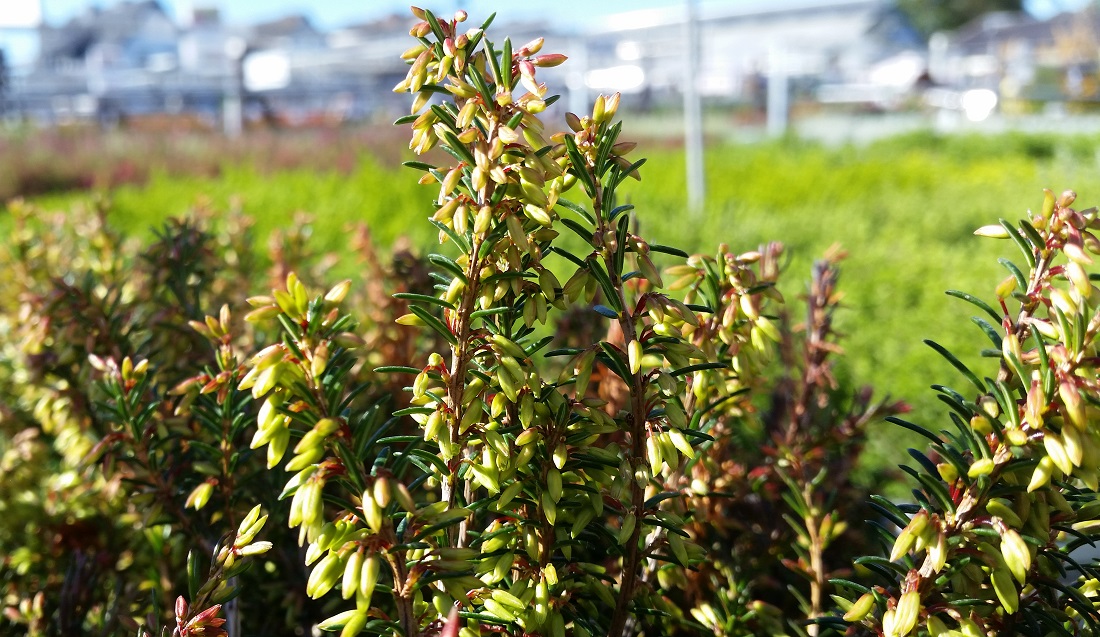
xmin=320 ymin=281 xmax=351 ymax=305
xmin=547 ymin=468 xmax=563 ymax=503
xmin=974 ymin=224 xmax=1011 ymax=239
xmin=1061 ymin=380 xmax=1086 ymax=431
xmin=186 ymin=480 xmax=215 ymax=510
xmin=359 ymin=554 xmax=379 ymax=601
xmin=306 ymin=552 xmax=345 ymax=599
xmin=1000 ymin=527 xmax=1031 ymax=584
xmin=892 ymin=591 xmax=920 ymax=637
xmin=627 ymin=340 xmax=643 ymax=375
xmin=842 ymin=592 xmax=874 ymax=622
xmin=991 ymin=565 xmax=1019 ymax=614
xmin=1028 ymin=455 xmax=1054 ymax=492
xmin=618 ymin=512 xmax=636 ymax=545
xmin=968 ymin=457 xmax=995 ymax=478
xmin=1044 ymin=431 xmax=1074 ymax=475
xmin=342 ymin=549 xmax=363 ymax=600
xmin=533 ymin=53 xmax=567 ymax=67
xmin=592 ymin=94 xmax=608 ymax=123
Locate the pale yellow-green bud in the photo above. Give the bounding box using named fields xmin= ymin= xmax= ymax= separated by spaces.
xmin=968 ymin=457 xmax=995 ymax=478
xmin=1066 ymin=240 xmax=1094 ymax=265
xmin=552 ymin=442 xmax=568 ymax=469
xmin=842 ymin=592 xmax=874 ymax=622
xmin=628 ymin=340 xmax=643 ymax=375
xmin=359 ymin=554 xmax=379 ymax=601
xmin=1044 ymin=431 xmax=1074 ymax=475
xmin=186 ymin=480 xmax=215 ymax=510
xmin=541 ymin=491 xmax=557 ymax=525
xmin=926 ymin=615 xmax=949 ymax=637
xmin=547 ymin=468 xmax=563 ymax=503
xmin=362 ymin=490 xmax=383 ymax=533
xmin=339 ymin=612 xmax=368 ymax=637
xmin=592 ymin=94 xmax=607 ymax=123
xmin=306 ymin=552 xmax=344 ymax=599
xmin=342 ymin=549 xmax=364 ymax=600
xmin=1028 ymin=455 xmax=1054 ymax=492
xmin=974 ymin=224 xmax=1011 ymax=239
xmin=1000 ymin=527 xmax=1031 ymax=584
xmin=618 ymin=512 xmax=636 ymax=545
xmin=1061 ymin=380 xmax=1086 ymax=431
xmin=986 ymin=498 xmax=1023 ymax=528
xmin=891 ymin=591 xmax=920 ymax=637
xmin=991 ymin=565 xmax=1019 ymax=614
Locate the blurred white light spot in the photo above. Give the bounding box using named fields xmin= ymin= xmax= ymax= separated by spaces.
xmin=244 ymin=51 xmax=290 ymax=92
xmin=0 ymin=1 xmax=41 ymax=28
xmin=616 ymin=41 xmax=642 ymax=61
xmin=585 ymin=65 xmax=645 ymax=93
xmin=869 ymin=52 xmax=924 ymax=88
xmin=961 ymin=89 xmax=997 ymax=121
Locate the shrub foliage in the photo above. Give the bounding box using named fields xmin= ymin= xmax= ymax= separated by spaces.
xmin=5 ymin=7 xmax=1100 ymax=637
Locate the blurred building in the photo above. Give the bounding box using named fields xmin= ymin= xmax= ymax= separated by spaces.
xmin=583 ymin=0 xmax=923 ymax=109
xmin=931 ymin=7 xmax=1100 ymax=105
xmin=2 ymin=0 xmax=1097 ymax=128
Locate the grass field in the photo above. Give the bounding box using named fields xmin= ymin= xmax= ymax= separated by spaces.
xmin=18 ymin=127 xmax=1100 ymax=475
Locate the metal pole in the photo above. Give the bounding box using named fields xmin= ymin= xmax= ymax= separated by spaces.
xmin=567 ymin=36 xmax=588 ymax=119
xmin=683 ymin=0 xmax=705 ymax=213
xmin=767 ymin=44 xmax=788 ymax=137
xmin=223 ymin=38 xmax=246 ymax=138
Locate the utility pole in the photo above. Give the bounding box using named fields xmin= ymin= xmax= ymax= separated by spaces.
xmin=767 ymin=44 xmax=789 ymax=137
xmin=567 ymin=36 xmax=588 ymax=121
xmin=0 ymin=49 xmax=8 ymax=117
xmin=223 ymin=37 xmax=246 ymax=138
xmin=683 ymin=0 xmax=705 ymax=213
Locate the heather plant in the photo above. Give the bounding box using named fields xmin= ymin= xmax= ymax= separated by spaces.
xmin=0 ymin=201 xmax=437 ymax=635
xmin=840 ymin=190 xmax=1100 ymax=635
xmin=669 ymin=249 xmax=906 ymax=636
xmin=15 ymin=7 xmax=1100 ymax=637
xmin=225 ymin=8 xmax=899 ymax=637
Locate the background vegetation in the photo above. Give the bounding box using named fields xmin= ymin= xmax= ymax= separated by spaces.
xmin=11 ymin=127 xmax=1100 ymax=476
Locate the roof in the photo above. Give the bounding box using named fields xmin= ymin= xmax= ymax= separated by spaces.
xmin=950 ymin=11 xmax=1049 ymax=52
xmin=251 ymin=14 xmax=320 ymax=39
xmin=591 ymin=0 xmax=892 ymax=33
xmin=38 ymin=1 xmax=175 ymax=63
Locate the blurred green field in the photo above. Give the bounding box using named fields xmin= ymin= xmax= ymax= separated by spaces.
xmin=19 ymin=128 xmax=1100 ymax=474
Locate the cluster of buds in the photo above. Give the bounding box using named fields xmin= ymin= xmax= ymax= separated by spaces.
xmin=845 ymin=190 xmax=1100 ymax=635
xmin=169 ymin=303 xmax=253 ymax=413
xmin=174 ymin=505 xmax=271 ymax=636
xmin=391 ymin=7 xmax=718 ymax=637
xmin=88 ymin=353 xmax=150 ymax=395
xmin=237 ymin=272 xmax=410 ymax=637
xmin=185 ymin=304 xmax=238 ymax=372
xmin=240 ymin=272 xmax=361 ymax=464
xmin=670 ymin=242 xmax=784 ymax=409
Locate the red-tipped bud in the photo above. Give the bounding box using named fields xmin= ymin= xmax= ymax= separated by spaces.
xmin=533 ymin=53 xmax=567 ymax=68
xmin=520 ymin=37 xmax=544 ymax=55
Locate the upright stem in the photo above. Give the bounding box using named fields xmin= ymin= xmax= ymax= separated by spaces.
xmin=389 ymin=554 xmax=416 ymax=637
xmin=441 ymin=233 xmax=485 ymax=543
xmin=597 ymin=188 xmax=650 ymax=637
xmin=803 ymin=483 xmax=825 ymax=637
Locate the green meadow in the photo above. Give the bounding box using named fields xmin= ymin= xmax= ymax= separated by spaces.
xmin=19 ymin=128 xmax=1100 ymax=473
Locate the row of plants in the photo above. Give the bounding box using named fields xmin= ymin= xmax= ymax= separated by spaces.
xmin=5 ymin=8 xmax=1100 ymax=637
xmin=0 ymin=125 xmax=411 ymax=201
xmin=23 ymin=125 xmax=1100 ymax=457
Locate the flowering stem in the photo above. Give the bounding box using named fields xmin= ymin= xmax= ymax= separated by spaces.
xmin=597 ymin=188 xmax=649 ymax=637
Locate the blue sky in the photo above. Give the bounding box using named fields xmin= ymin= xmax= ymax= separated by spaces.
xmin=25 ymin=0 xmax=1096 ymax=30
xmin=0 ymin=0 xmax=1089 ymax=67
xmin=33 ymin=0 xmax=734 ymax=29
